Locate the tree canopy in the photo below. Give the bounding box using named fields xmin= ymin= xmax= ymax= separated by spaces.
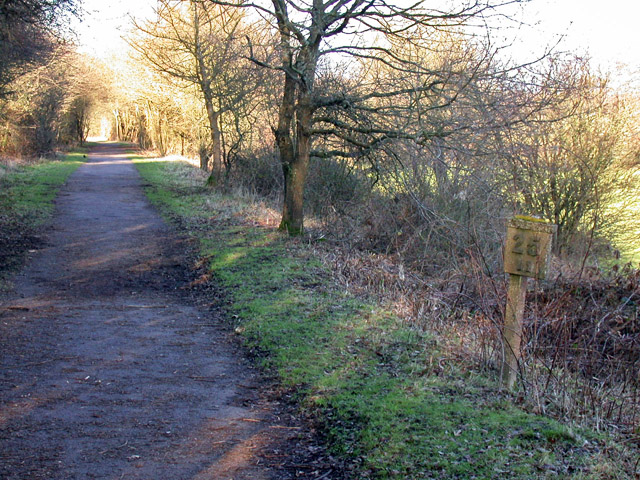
xmin=0 ymin=0 xmax=78 ymax=97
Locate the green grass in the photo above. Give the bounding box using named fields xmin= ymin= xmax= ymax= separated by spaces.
xmin=135 ymin=157 xmax=635 ymax=479
xmin=0 ymin=150 xmax=87 ymax=224
xmin=0 ymin=149 xmax=87 ymax=286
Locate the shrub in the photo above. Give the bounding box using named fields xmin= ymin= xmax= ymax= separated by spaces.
xmin=305 ymin=156 xmax=369 ymax=217
xmin=229 ymin=148 xmax=282 ymax=197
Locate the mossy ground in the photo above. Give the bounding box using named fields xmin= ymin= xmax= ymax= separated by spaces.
xmin=134 ymin=156 xmax=635 ymax=479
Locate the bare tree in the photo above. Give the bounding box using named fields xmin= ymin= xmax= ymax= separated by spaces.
xmin=203 ymin=0 xmax=527 ymax=234
xmin=130 ymin=0 xmax=262 ymax=183
xmin=58 ymin=53 xmax=111 ymax=146
xmin=501 ymin=61 xmax=640 ymax=257
xmin=0 ymin=0 xmax=77 ymax=97
xmin=2 ymin=48 xmax=71 ymax=155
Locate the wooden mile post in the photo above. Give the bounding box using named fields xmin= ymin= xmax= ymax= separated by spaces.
xmin=502 ymin=216 xmax=556 ymax=389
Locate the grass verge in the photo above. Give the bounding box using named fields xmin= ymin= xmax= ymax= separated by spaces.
xmin=0 ymin=148 xmax=88 ymax=287
xmin=134 ymin=156 xmax=636 ymax=479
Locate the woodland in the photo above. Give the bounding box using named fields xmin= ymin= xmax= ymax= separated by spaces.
xmin=1 ymin=0 xmax=639 ymax=476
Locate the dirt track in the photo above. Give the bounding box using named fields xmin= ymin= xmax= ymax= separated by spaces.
xmin=0 ymin=144 xmax=334 ymax=479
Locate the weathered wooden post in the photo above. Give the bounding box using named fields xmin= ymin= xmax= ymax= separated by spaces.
xmin=502 ymin=216 xmax=556 ymax=389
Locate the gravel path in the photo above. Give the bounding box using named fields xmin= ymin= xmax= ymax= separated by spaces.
xmin=0 ymin=144 xmax=322 ymax=479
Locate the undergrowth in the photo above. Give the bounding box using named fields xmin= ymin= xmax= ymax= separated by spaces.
xmin=134 ymin=155 xmax=639 ymax=479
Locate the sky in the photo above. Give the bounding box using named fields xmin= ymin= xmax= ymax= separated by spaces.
xmin=73 ymin=0 xmax=640 ymax=80
xmin=72 ymin=0 xmax=153 ymax=56
xmin=505 ymin=0 xmax=640 ymax=76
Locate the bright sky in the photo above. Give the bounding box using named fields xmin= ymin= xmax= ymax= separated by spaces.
xmin=72 ymin=0 xmax=153 ymax=56
xmin=73 ymin=0 xmax=640 ymax=79
xmin=507 ymin=0 xmax=640 ymax=75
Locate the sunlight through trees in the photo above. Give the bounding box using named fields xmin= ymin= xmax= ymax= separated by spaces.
xmin=1 ymin=0 xmax=638 ymax=271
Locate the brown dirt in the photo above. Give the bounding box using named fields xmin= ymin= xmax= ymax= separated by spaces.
xmin=0 ymin=143 xmax=342 ymax=479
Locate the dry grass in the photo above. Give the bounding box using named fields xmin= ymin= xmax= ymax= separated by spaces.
xmin=310 ymin=232 xmax=640 ymax=443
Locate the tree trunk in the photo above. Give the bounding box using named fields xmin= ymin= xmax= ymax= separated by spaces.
xmin=274 ymin=72 xmax=299 ymax=234
xmin=271 ymin=3 xmax=320 ymax=235
xmin=279 ymin=93 xmax=312 ymax=235
xmin=280 ymin=148 xmax=309 ymax=235
xmin=192 ymin=1 xmax=223 ymax=185
xmin=207 ymin=110 xmax=222 ymax=186
xmin=113 ymin=109 xmax=121 ymax=141
xmin=201 ymin=90 xmax=223 ymax=185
